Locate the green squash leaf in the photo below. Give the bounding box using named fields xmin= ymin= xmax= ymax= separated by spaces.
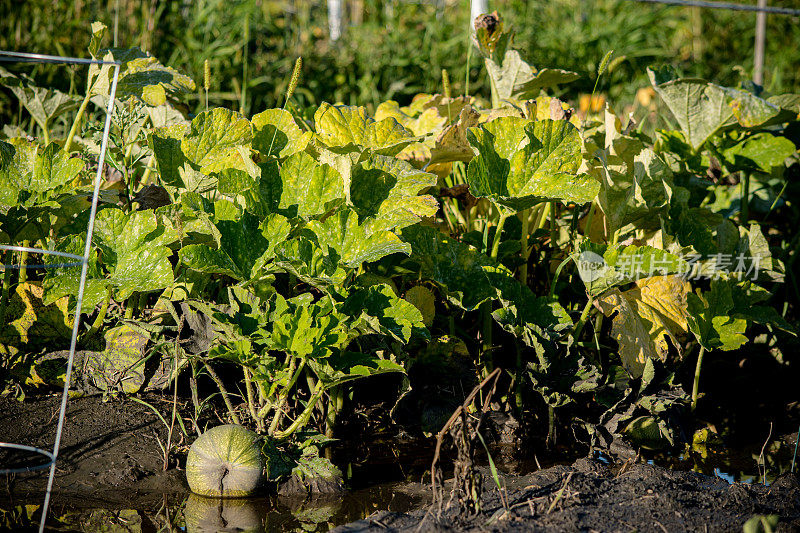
xmin=467 ymin=118 xmax=597 ymax=211
xmin=180 ymin=201 xmax=289 ymax=281
xmin=92 ymin=208 xmax=177 ymax=300
xmin=648 ymin=67 xmax=734 ymax=150
xmin=307 ymin=209 xmax=410 ymax=269
xmin=314 ymin=103 xmax=415 ymax=156
xmin=485 ymin=50 xmax=579 ymax=101
xmin=252 ymin=108 xmax=312 ymax=159
xmin=341 ymin=284 xmax=428 ymax=343
xmin=687 ymin=279 xmax=747 ymax=351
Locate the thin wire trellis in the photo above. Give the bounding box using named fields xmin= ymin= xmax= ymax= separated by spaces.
xmin=0 ymin=50 xmax=120 ymax=533
xmin=628 ymin=0 xmax=800 ymax=16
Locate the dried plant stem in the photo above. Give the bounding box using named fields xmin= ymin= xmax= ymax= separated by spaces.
xmin=202 ymin=360 xmax=241 ymax=425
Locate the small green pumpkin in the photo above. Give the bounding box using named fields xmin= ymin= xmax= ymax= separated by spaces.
xmin=185 ymin=424 xmax=266 ymax=497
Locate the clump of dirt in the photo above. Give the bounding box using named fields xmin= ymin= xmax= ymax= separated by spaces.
xmin=0 ymin=393 xmax=188 ymax=507
xmin=333 ymin=458 xmax=800 ymax=532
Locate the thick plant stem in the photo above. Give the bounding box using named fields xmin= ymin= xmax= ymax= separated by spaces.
xmin=546 ymin=405 xmax=556 ymax=448
xmin=274 ymin=382 xmax=325 ymax=441
xmin=691 ymin=346 xmax=706 ymax=412
xmin=18 ymin=241 xmax=29 ymax=283
xmin=243 ymin=367 xmax=263 ymax=432
xmin=64 ymin=92 xmax=92 ymax=153
xmin=202 ymin=360 xmax=241 ymax=425
xmin=490 ymin=212 xmax=509 ymax=260
xmin=549 ymin=202 xmax=558 ymax=248
xmin=741 ymin=172 xmax=750 ymax=223
xmin=83 ymin=286 xmax=112 ymax=339
xmin=124 ymin=293 xmax=136 ymax=319
xmin=514 ymin=343 xmax=524 ymax=413
xmin=572 ymin=297 xmax=594 ymax=340
xmin=518 ymin=209 xmax=530 ymax=284
xmin=267 ymin=357 xmax=307 ymax=434
xmin=0 ymin=251 xmax=12 ymax=326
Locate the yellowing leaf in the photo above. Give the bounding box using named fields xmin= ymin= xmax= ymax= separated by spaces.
xmin=598 ymin=275 xmax=690 ymax=378
xmin=404 ymin=285 xmax=435 ymax=327
xmin=0 ymin=282 xmax=72 ymax=354
xmin=429 ymin=105 xmax=481 ymax=165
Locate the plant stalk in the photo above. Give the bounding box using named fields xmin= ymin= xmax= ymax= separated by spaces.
xmin=274 ymin=381 xmax=325 ymax=440
xmin=18 ymin=241 xmax=29 ymax=283
xmin=572 ymin=297 xmax=595 ymax=340
xmin=64 ymin=92 xmax=93 ymax=153
xmin=201 ymin=360 xmax=241 ymax=425
xmin=0 ymin=251 xmax=12 ymax=326
xmin=518 ymin=209 xmax=530 ymax=284
xmin=691 ymin=346 xmax=706 ymax=412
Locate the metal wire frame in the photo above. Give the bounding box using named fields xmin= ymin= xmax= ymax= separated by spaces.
xmin=0 ymin=50 xmax=120 ymax=533
xmin=629 ymin=0 xmax=800 ymax=16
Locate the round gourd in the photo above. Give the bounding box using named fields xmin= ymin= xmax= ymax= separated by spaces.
xmin=183 ymin=493 xmax=266 ymax=533
xmin=185 ymin=424 xmax=266 ymax=497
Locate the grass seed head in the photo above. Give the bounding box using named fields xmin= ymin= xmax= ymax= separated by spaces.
xmin=203 ymin=59 xmax=211 ymax=91
xmin=286 ymin=57 xmax=302 ymax=103
xmin=598 ymin=50 xmax=614 ymax=77
xmin=441 ymin=69 xmax=451 ymax=99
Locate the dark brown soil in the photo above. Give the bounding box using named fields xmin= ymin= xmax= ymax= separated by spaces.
xmin=2 ymin=396 xmax=800 ymax=532
xmin=0 ymin=393 xmax=188 ymax=508
xmin=333 ymin=458 xmax=800 ymax=533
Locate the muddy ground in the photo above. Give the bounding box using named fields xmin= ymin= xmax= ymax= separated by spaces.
xmin=2 ymin=395 xmax=800 ymax=532
xmin=0 ymin=393 xmax=187 ymax=508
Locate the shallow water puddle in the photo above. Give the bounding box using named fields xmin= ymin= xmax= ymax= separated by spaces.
xmin=0 ymin=481 xmax=429 ymax=532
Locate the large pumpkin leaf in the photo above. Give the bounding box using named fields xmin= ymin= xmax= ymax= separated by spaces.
xmin=598 ymin=275 xmax=690 ymax=378
xmin=648 ymin=67 xmax=734 ymax=150
xmin=0 ymin=141 xmax=84 ymax=212
xmin=578 ymin=242 xmax=687 ymax=297
xmin=722 ymin=133 xmax=797 ymax=174
xmin=686 ymin=279 xmax=747 ymax=352
xmin=314 ymin=103 xmax=415 ymax=156
xmin=485 ymin=50 xmax=579 ymax=102
xmin=0 ymin=67 xmax=80 ymax=131
xmin=92 ymin=208 xmax=177 ymax=300
xmin=150 ymin=109 xmax=254 ymax=193
xmin=87 ymin=46 xmax=195 ymax=106
xmin=42 ymin=234 xmax=109 ymax=310
xmin=341 ymin=284 xmax=428 ymax=343
xmin=148 ymin=124 xmax=190 ymax=190
xmin=181 ymin=108 xmax=253 ymax=175
xmin=0 ymin=282 xmax=72 ymax=355
xmin=85 ymin=324 xmax=149 ymax=393
xmin=722 ymin=87 xmax=780 ymax=128
xmin=180 ymin=200 xmax=290 ymax=281
xmin=275 ymin=152 xmax=344 ymax=219
xmin=350 ymin=154 xmax=437 ymax=231
xmin=307 ymin=209 xmax=410 ymax=269
xmin=590 ymin=109 xmax=673 ymax=234
xmin=467 ymin=118 xmax=595 ymax=212
xmin=252 ymin=108 xmax=312 ymax=159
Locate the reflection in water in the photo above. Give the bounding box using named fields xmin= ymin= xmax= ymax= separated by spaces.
xmin=0 ymin=481 xmax=429 ymax=532
xmin=185 ymin=494 xmax=268 ymax=532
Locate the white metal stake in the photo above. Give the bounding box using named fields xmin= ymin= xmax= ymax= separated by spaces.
xmin=471 ymin=0 xmax=489 ymax=26
xmin=753 ymin=0 xmax=767 ymax=85
xmin=0 ymin=50 xmax=120 ymax=533
xmin=328 ymin=0 xmax=343 ymax=41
